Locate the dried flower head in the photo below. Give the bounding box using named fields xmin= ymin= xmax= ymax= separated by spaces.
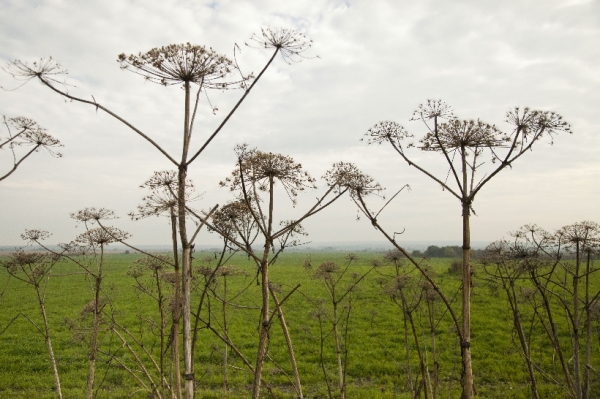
xmin=323 ymin=162 xmax=382 ymax=198
xmin=134 ymin=254 xmax=173 ymax=273
xmin=221 ymin=145 xmax=317 ymax=205
xmin=384 ymin=250 xmax=404 ymax=263
xmin=383 ymin=275 xmax=414 ymax=298
xmin=481 ymin=238 xmax=553 ymax=275
xmin=346 ymin=253 xmax=359 ymax=262
xmin=126 ymin=264 xmax=145 ymax=279
xmin=421 ymin=281 xmax=437 ymax=302
xmin=118 ymin=43 xmax=238 ymax=88
xmin=363 ymin=120 xmax=413 ymax=147
xmin=21 ymin=229 xmax=51 ymax=243
xmin=3 ymin=57 xmax=68 ymax=87
xmin=313 ymin=261 xmax=339 ymax=281
xmin=130 ymin=171 xmax=196 ymax=220
xmin=247 ymin=27 xmax=313 ymax=63
xmin=505 ymin=107 xmax=571 ymax=145
xmin=1 ymin=116 xmax=62 ymax=158
xmin=1 ymin=250 xmax=48 ymax=280
xmin=276 ymin=220 xmax=308 ymax=248
xmin=75 ymin=227 xmax=131 ymax=246
xmin=554 ymin=221 xmax=600 ymax=254
xmin=211 ymin=200 xmax=256 ymax=239
xmin=216 ymin=264 xmax=245 ymax=277
xmin=420 ymin=119 xmax=506 ymax=152
xmin=197 ymin=265 xmax=218 ymax=278
xmin=162 ymin=271 xmax=179 ymax=285
xmin=71 ymin=207 xmax=118 ymax=224
xmin=410 ymin=99 xmax=455 ymax=123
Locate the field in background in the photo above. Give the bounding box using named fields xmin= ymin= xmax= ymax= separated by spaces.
xmin=0 ymin=252 xmax=588 ymax=398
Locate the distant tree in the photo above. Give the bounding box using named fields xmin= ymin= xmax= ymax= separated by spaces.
xmin=424 ymin=246 xmax=443 ymax=258
xmin=442 ymin=247 xmax=453 ymax=258
xmin=5 ymin=27 xmax=313 ymax=399
xmin=0 ymin=115 xmax=62 ymax=181
xmin=411 ymin=249 xmax=423 ymax=257
xmin=419 ymin=245 xmax=460 ymax=258
xmin=363 ymin=100 xmax=571 ymax=398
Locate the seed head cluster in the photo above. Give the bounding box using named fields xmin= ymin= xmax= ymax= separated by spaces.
xmin=118 ymin=43 xmax=237 ymax=88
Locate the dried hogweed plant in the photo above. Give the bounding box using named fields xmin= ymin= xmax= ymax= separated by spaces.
xmin=0 ymin=115 xmax=62 ymax=181
xmin=125 ymin=254 xmax=178 ymax=399
xmin=483 ymin=222 xmax=600 ymax=399
xmin=118 ymin=43 xmax=238 ymax=88
xmin=247 ymin=27 xmax=314 ymax=64
xmin=4 ymin=26 xmax=315 ymax=399
xmin=0 ymin=244 xmax=64 ymax=399
xmin=19 ymin=210 xmax=134 ymax=399
xmin=221 ymin=144 xmax=318 ymax=206
xmin=480 ymin=238 xmax=553 ymax=399
xmin=129 ymin=171 xmax=197 ymax=220
xmin=2 ymin=57 xmax=69 ymax=89
xmin=362 ymin=99 xmax=571 ymax=399
xmin=209 ymin=146 xmax=379 ymax=398
xmin=306 ymin=254 xmax=377 ymax=399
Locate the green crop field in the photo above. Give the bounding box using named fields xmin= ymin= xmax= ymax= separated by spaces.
xmin=0 ymin=251 xmax=597 ymax=398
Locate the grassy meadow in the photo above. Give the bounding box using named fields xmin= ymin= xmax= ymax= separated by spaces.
xmin=0 ymin=251 xmax=597 ymax=398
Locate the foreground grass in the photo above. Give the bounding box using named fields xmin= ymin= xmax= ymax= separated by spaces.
xmin=0 ymin=251 xmax=596 ymax=398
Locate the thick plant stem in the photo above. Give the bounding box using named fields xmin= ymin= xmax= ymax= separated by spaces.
xmin=584 ymin=250 xmax=592 ymax=399
xmin=530 ymin=271 xmax=576 ymax=397
xmin=572 ymin=242 xmax=582 ymax=399
xmin=180 ymin=218 xmax=193 ymax=398
xmin=223 ymin=276 xmax=229 ymax=399
xmin=403 ymin=302 xmax=415 ymax=397
xmin=36 ymin=284 xmax=62 ymax=399
xmin=87 ymin=244 xmax=104 ymax=399
xmin=427 ymin=298 xmax=438 ymax=399
xmin=252 ymin=176 xmax=275 ymax=399
xmin=333 ymin=302 xmax=345 ymax=399
xmin=507 ymin=281 xmax=540 ymax=399
xmin=252 ymin=249 xmax=271 ymax=399
xmin=318 ymin=313 xmax=333 ymax=399
xmin=461 ymin=206 xmax=473 ymax=399
xmin=171 ymin=208 xmax=183 ymax=399
xmin=153 ymin=264 xmax=167 ymax=399
xmin=460 ymin=144 xmax=474 ymax=399
xmin=270 ymin=286 xmax=303 ymax=399
xmin=179 ymin=80 xmax=194 ymax=399
xmin=402 ymin=293 xmax=428 ymax=399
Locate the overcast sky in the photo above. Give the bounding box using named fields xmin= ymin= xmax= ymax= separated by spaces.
xmin=1 ymin=0 xmax=599 ymax=248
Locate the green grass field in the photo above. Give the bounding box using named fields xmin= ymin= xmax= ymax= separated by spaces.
xmin=0 ymin=251 xmax=596 ymax=398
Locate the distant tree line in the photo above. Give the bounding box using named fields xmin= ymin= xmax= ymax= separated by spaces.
xmin=412 ymin=245 xmax=483 ymax=259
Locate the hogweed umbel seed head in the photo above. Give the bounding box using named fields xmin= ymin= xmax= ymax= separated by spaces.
xmin=118 ymin=43 xmax=239 ymax=88
xmin=247 ymin=27 xmax=314 ymax=63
